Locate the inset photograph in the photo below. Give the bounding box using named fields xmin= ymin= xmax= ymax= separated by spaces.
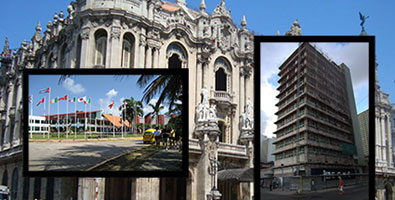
xmin=24 ymin=69 xmax=188 ymax=177
xmin=258 ymin=37 xmax=372 ymax=200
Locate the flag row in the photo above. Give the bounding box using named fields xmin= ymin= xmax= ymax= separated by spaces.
xmin=30 ymin=95 xmax=92 ymax=106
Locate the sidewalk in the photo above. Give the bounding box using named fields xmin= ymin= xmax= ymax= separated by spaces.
xmin=261 ymin=184 xmax=364 ymax=195
xmin=29 ymin=137 xmax=143 ymax=143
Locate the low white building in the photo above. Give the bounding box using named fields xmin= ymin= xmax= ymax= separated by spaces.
xmin=28 ymin=116 xmax=50 ymax=137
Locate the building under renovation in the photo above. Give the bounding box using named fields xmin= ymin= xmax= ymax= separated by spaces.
xmin=272 ymin=42 xmax=365 ymax=177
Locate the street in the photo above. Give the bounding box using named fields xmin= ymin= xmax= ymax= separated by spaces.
xmin=261 ymin=185 xmax=369 ymax=200
xmin=29 ymin=139 xmax=148 ymax=171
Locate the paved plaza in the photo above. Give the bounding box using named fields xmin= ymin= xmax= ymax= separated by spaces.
xmin=29 ymin=138 xmax=148 ymax=171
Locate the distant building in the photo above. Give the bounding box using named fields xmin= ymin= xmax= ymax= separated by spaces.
xmin=28 ymin=116 xmax=50 ymax=136
xmin=272 ymin=42 xmax=365 ymax=177
xmin=358 ymin=109 xmax=369 ymax=157
xmin=261 ymin=135 xmax=275 ymax=163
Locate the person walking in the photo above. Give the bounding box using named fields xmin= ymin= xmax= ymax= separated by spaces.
xmin=311 ymin=179 xmax=315 ymax=191
xmin=154 ymin=127 xmax=161 ymax=148
xmin=169 ymin=128 xmax=176 ymax=149
xmin=338 ymin=176 xmax=344 ymax=195
xmin=162 ymin=125 xmax=171 ymax=152
xmin=269 ymin=179 xmax=273 ymax=191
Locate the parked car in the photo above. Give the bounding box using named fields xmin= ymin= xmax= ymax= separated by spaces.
xmin=143 ymin=128 xmax=159 ymax=144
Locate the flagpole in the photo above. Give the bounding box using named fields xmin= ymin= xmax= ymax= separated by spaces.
xmin=89 ymin=99 xmax=92 ymax=137
xmin=121 ymin=103 xmax=124 ymax=139
xmin=48 ymin=88 xmax=50 ymax=139
xmin=142 ymin=108 xmax=145 ymax=135
xmin=30 ymin=95 xmax=33 ymax=139
xmin=57 ymin=98 xmax=60 ymax=138
xmin=75 ymin=99 xmax=77 ymax=139
xmin=85 ymin=101 xmax=87 ymax=139
xmin=66 ymin=96 xmax=68 ymax=139
xmin=112 ymin=105 xmax=115 ymax=138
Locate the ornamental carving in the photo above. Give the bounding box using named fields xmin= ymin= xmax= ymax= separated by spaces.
xmin=111 ymin=26 xmax=121 ymax=40
xmin=80 ymin=27 xmax=90 ymax=40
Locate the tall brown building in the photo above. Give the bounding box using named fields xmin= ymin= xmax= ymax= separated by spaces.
xmin=272 ymin=42 xmax=364 ymax=176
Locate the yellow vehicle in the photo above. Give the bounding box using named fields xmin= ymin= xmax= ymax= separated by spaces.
xmin=143 ymin=128 xmax=160 ymax=144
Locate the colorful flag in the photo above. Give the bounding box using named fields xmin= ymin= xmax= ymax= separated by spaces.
xmin=84 ymin=98 xmax=91 ymax=105
xmin=39 ymin=88 xmax=50 ymax=94
xmin=123 ymin=101 xmax=127 ymax=109
xmin=108 ymin=100 xmax=114 ymax=109
xmin=37 ymin=97 xmax=45 ymax=106
xmin=28 ymin=96 xmax=32 ymax=102
xmin=49 ymin=97 xmax=58 ymax=103
xmin=69 ymin=97 xmax=76 ymax=103
xmin=78 ymin=96 xmax=86 ymax=103
xmin=58 ymin=95 xmax=68 ymax=101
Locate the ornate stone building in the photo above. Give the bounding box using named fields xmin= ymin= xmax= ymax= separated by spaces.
xmin=0 ymin=0 xmax=254 ymax=199
xmin=375 ymin=62 xmax=395 ymax=200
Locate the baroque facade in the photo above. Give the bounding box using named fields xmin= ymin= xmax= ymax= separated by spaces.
xmin=375 ymin=61 xmax=395 ymax=200
xmin=0 ymin=0 xmax=254 ymax=199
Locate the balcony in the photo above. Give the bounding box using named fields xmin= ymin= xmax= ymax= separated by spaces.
xmin=189 ymin=138 xmax=248 ymax=159
xmin=210 ymin=90 xmax=235 ymax=107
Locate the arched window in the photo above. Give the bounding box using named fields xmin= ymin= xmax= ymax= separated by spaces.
xmin=214 ymin=58 xmax=231 ymax=92
xmin=2 ymin=170 xmax=8 ymax=186
xmin=94 ymin=29 xmax=107 ymax=66
xmin=59 ymin=44 xmax=67 ymax=68
xmin=121 ymin=33 xmax=135 ymax=68
xmin=215 ymin=68 xmax=226 ymax=91
xmin=11 ymin=168 xmax=18 ymax=199
xmin=166 ymin=43 xmax=187 ymax=68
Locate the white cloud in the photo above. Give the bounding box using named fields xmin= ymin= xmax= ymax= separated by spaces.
xmin=62 ymin=78 xmax=85 ymax=94
xmin=260 ymin=80 xmax=278 ymax=138
xmin=106 ymin=89 xmax=118 ymax=98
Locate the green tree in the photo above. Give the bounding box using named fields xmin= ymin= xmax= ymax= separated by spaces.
xmin=146 ymin=103 xmax=164 ymax=126
xmin=119 ymin=97 xmax=143 ymax=132
xmin=137 ymin=75 xmax=183 ymax=111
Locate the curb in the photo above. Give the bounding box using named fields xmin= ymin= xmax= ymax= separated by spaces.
xmin=29 ymin=137 xmax=143 ymax=143
xmin=85 ymin=145 xmax=156 ymax=171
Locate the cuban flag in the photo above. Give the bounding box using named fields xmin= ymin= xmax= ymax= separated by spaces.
xmin=108 ymin=100 xmax=114 ymax=109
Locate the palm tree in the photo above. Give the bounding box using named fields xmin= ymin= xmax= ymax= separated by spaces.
xmin=137 ymin=75 xmax=183 ymax=111
xmin=146 ymin=103 xmax=164 ymax=127
xmin=119 ymin=97 xmax=143 ymax=133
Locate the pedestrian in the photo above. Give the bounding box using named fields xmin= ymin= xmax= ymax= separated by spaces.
xmin=338 ymin=176 xmax=344 ymax=195
xmin=269 ymin=179 xmax=273 ymax=191
xmin=169 ymin=128 xmax=176 ymax=148
xmin=154 ymin=127 xmax=161 ymax=148
xmin=311 ymin=179 xmax=315 ymax=191
xmin=162 ymin=125 xmax=171 ymax=152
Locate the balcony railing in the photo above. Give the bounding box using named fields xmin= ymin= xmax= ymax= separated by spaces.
xmin=211 ymin=90 xmax=234 ymax=103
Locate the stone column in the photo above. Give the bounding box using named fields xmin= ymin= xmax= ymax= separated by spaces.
xmin=109 ymin=25 xmax=122 ymax=68
xmin=138 ymin=32 xmax=146 ymax=68
xmin=152 ymin=48 xmax=159 ymax=68
xmin=4 ymin=82 xmax=15 ymax=149
xmin=387 ymin=114 xmax=393 ymax=166
xmin=376 ymin=116 xmax=380 ymax=163
xmin=239 ymin=70 xmax=245 ymax=115
xmin=12 ymin=76 xmax=22 ymax=146
xmin=80 ymin=27 xmax=91 ymax=68
xmin=382 ymin=115 xmax=387 ymax=164
xmin=196 ymin=60 xmax=202 ymax=107
xmin=145 ymin=45 xmax=152 ymax=69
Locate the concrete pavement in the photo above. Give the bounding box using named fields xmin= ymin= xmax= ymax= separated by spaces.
xmin=28 ymin=139 xmax=147 ymax=171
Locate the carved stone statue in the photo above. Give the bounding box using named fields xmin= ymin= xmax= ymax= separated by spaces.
xmin=196 ymin=87 xmax=210 ymax=122
xmin=240 ymin=98 xmax=253 ymax=130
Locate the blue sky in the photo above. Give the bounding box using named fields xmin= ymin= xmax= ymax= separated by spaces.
xmin=261 ymin=42 xmax=369 ymax=138
xmin=28 ymin=75 xmax=167 ymax=116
